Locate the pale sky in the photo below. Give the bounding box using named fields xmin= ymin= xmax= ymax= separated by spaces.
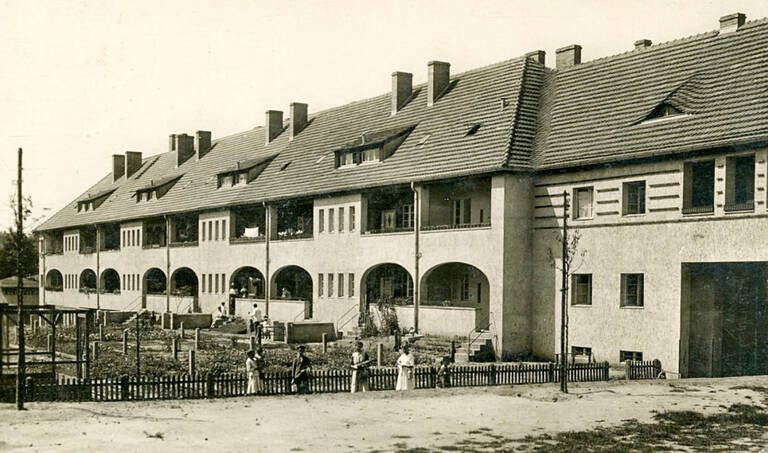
xmin=1 ymin=0 xmax=766 ymax=231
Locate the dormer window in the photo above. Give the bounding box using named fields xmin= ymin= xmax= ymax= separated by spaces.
xmin=334 ymin=124 xmax=416 ymax=169
xmin=76 ymin=188 xmax=115 ymax=213
xmin=136 ymin=174 xmax=182 ymax=202
xmin=648 ymin=103 xmax=682 ymax=119
xmin=217 ymin=156 xmax=273 ymax=189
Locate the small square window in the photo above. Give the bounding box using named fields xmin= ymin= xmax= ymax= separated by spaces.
xmin=572 ymin=346 xmax=592 ymax=357
xmin=623 ymin=181 xmax=646 ymax=215
xmin=621 ymin=274 xmax=644 ymax=307
xmin=328 ymin=273 xmax=334 ymax=297
xmin=571 ymin=274 xmax=592 ymax=306
xmin=329 ymin=208 xmax=335 ymax=232
xmin=349 ymin=273 xmax=355 ymax=297
xmin=318 ymin=274 xmax=324 ymax=297
xmin=573 ymin=187 xmax=593 ymax=219
xmin=620 ymin=350 xmax=643 ymax=362
xmin=318 ymin=209 xmax=325 ymax=233
xmin=349 ymin=206 xmax=356 ymax=231
xmin=338 ymin=273 xmax=344 ymax=297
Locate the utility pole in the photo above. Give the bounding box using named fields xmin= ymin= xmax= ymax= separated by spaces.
xmin=16 ymin=148 xmax=25 ymax=410
xmin=560 ymin=190 xmax=569 ymax=394
xmin=135 ymin=314 xmax=140 ymax=377
xmin=411 ymin=182 xmax=420 ymax=333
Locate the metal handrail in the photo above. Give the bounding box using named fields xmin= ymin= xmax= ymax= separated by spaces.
xmin=336 ymin=302 xmax=359 ymax=332
xmin=467 ymin=311 xmax=496 ymax=358
xmin=421 ymin=222 xmax=491 ymax=231
xmin=292 ymin=304 xmax=308 ymax=322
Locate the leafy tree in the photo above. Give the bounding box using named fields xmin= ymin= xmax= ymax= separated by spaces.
xmin=2 ymin=189 xmax=38 ymax=280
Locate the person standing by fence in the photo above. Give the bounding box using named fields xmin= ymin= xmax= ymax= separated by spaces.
xmin=245 ymin=350 xmax=260 ymax=395
xmin=292 ymin=345 xmax=311 ymax=394
xmin=350 ymin=341 xmax=371 ymax=393
xmin=395 ymin=344 xmax=415 ymax=391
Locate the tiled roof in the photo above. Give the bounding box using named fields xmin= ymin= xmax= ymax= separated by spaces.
xmin=37 ymin=57 xmax=531 ymax=231
xmin=533 ymin=18 xmax=768 ymax=169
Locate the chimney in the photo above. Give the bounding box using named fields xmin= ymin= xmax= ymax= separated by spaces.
xmin=289 ymin=103 xmax=308 ymax=140
xmin=112 ymin=155 xmax=125 ymax=182
xmin=525 ymin=50 xmax=546 ymax=65
xmin=125 ymin=151 xmax=143 ymax=178
xmin=634 ymin=39 xmax=652 ymax=50
xmin=196 ymin=131 xmax=212 ymax=159
xmin=391 ymin=71 xmax=413 ymax=114
xmin=168 ymin=134 xmax=177 ymax=152
xmin=265 ymin=110 xmax=283 ymax=144
xmin=555 ymin=45 xmax=582 ymax=70
xmin=175 ymin=133 xmax=195 ymax=166
xmin=427 ymin=61 xmax=450 ymax=107
xmin=720 ymin=13 xmax=746 ymax=34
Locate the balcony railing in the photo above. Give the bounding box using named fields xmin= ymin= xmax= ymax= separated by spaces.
xmin=364 ymin=227 xmax=414 ymax=235
xmin=724 ymin=200 xmax=754 ymax=213
xmin=44 ymin=286 xmax=63 ymax=292
xmin=45 ymin=250 xmax=63 ymax=256
xmin=421 ymin=222 xmax=491 ymax=232
xmin=170 ymin=240 xmax=199 ymax=248
xmin=142 ymin=243 xmax=166 ymax=249
xmin=230 ymin=235 xmax=266 ymax=244
xmin=681 ymin=205 xmax=714 ymax=215
xmin=100 ymin=245 xmax=120 ymax=252
xmin=275 ymin=230 xmax=312 ymax=241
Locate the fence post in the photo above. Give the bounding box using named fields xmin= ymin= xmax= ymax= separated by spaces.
xmin=430 ymin=366 xmax=437 ymax=388
xmin=548 ymin=362 xmax=555 ymax=383
xmin=322 ymin=333 xmax=327 ymax=354
xmin=250 ymin=336 xmax=257 ymax=351
xmin=188 ymin=350 xmax=196 ymax=375
xmin=122 ymin=329 xmax=128 ymax=355
xmin=169 ymin=313 xmax=175 ymax=330
xmin=47 ymin=334 xmax=53 ymax=353
xmin=625 ymin=361 xmax=631 ymax=380
xmin=653 ymin=359 xmax=662 ymax=379
xmin=489 ymin=363 xmax=496 ymax=386
xmin=92 ymin=341 xmax=100 ymax=360
xmin=206 ymin=373 xmax=215 ymax=398
xmin=120 ymin=376 xmax=129 ymax=400
xmin=195 ymin=328 xmax=200 ymax=351
xmin=377 ymin=343 xmax=383 ymax=367
xmin=180 ymin=322 xmax=185 ymax=340
xmin=26 ymin=377 xmax=34 ymax=402
xmin=172 ymin=337 xmax=179 ymax=361
xmin=98 ymin=324 xmax=104 ymax=341
xmin=450 ymin=341 xmax=456 ymax=362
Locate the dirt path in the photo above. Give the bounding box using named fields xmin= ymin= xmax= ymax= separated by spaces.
xmin=1 ymin=376 xmax=767 ymax=452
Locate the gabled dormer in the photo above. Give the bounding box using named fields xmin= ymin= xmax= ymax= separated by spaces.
xmin=334 ymin=124 xmax=416 ymax=169
xmin=637 ymin=74 xmax=704 ymax=125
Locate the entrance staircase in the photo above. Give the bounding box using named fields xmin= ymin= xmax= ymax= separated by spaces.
xmin=455 ymin=330 xmax=496 ymax=363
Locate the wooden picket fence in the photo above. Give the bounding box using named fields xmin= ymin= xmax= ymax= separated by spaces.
xmin=0 ymin=361 xmax=610 ymax=403
xmin=626 ymin=359 xmax=663 ymax=380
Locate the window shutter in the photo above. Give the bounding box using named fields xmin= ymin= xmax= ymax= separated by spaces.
xmin=334 ymin=152 xmax=341 ymax=168
xmin=620 ymin=275 xmax=626 ymax=306
xmin=638 ymin=274 xmax=644 ymax=306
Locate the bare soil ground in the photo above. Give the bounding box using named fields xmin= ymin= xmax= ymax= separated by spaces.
xmin=2 ymin=376 xmax=768 ymax=452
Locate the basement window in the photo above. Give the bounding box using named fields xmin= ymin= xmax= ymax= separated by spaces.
xmin=620 ymin=350 xmax=643 ymax=363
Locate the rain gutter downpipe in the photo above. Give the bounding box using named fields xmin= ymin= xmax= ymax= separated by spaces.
xmin=410 ymin=182 xmax=420 ymax=333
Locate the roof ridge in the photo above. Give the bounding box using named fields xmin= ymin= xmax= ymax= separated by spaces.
xmin=556 ymin=16 xmax=768 ymax=73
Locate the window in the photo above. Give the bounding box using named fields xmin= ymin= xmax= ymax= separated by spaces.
xmin=683 ymin=160 xmax=714 ymax=214
xmin=571 ymin=274 xmax=592 ymax=306
xmin=621 ymin=274 xmax=644 ymax=307
xmin=202 ymin=221 xmax=206 ymax=241
xmin=221 ymin=274 xmax=226 ymax=293
xmin=329 ymin=208 xmax=335 ymax=232
xmin=338 ymin=273 xmax=344 ymax=297
xmin=349 ymin=273 xmax=355 ymax=297
xmin=574 ymin=187 xmax=593 ymax=219
xmin=208 ymin=274 xmax=213 ymax=293
xmin=328 ymin=273 xmax=334 ymax=297
xmin=402 ymin=204 xmax=414 ymax=229
xmin=222 ymin=220 xmax=227 ymax=240
xmin=725 ymin=154 xmax=755 ymax=211
xmin=215 ymin=221 xmax=220 ymax=240
xmin=453 ymin=199 xmax=471 ymax=225
xmin=349 ymin=206 xmax=356 ymax=231
xmin=362 ymin=148 xmax=379 ymax=162
xmin=479 ymin=209 xmax=485 ymax=223
xmin=318 ymin=274 xmax=324 ymax=297
xmin=461 ymin=274 xmax=470 ymax=300
xmin=208 ymin=222 xmax=213 ymax=241
xmin=623 ymin=181 xmax=646 ymax=215
xmin=122 ymin=274 xmax=126 ymax=290
xmin=620 ymin=350 xmax=643 ymax=362
xmin=339 ymin=208 xmax=345 ymax=233
xmin=572 ymin=346 xmax=592 ymax=357
xmin=318 ymin=209 xmax=325 ymax=233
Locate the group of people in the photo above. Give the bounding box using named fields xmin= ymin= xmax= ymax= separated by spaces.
xmin=245 ymin=341 xmax=452 ymax=395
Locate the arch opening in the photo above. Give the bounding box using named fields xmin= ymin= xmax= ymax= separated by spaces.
xmin=271 ymin=265 xmax=313 ymax=319
xmin=100 ymin=268 xmax=121 ymax=294
xmin=143 ymin=268 xmax=167 ymax=295
xmin=421 ymin=262 xmax=490 ymax=330
xmin=170 ymin=267 xmax=198 ymax=297
xmin=79 ymin=269 xmax=97 ymax=293
xmin=45 ymin=269 xmax=63 ymax=292
xmin=362 ymin=263 xmax=413 ymax=305
xmin=229 ymin=266 xmax=265 ymax=299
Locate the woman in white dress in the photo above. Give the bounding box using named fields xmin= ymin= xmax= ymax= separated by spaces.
xmin=395 ymin=344 xmax=415 ymax=391
xmin=246 ymin=350 xmax=263 ymax=394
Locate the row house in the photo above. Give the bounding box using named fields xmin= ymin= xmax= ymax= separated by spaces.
xmin=37 ymin=13 xmax=768 ymax=377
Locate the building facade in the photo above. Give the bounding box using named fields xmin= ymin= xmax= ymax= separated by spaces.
xmin=36 ymin=13 xmax=768 ymax=377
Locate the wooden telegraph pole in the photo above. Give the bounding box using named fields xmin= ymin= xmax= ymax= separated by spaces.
xmin=16 ymin=148 xmax=26 ymax=410
xmin=560 ymin=190 xmax=569 ymax=394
